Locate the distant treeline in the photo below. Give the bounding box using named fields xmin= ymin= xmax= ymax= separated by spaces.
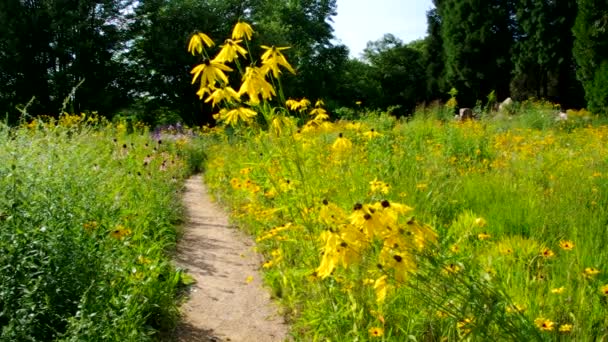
xmin=0 ymin=0 xmax=606 ymax=124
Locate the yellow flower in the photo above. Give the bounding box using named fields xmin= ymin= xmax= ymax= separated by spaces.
xmin=600 ymin=284 xmax=608 ymax=296
xmin=559 ymin=324 xmax=573 ymax=333
xmin=373 ymin=275 xmax=388 ymax=303
xmin=477 ymin=232 xmax=491 ymax=240
xmin=550 ymin=286 xmax=565 ymax=294
xmin=191 ymin=59 xmax=233 ymax=89
xmin=286 ymin=98 xmax=311 ymax=112
xmin=315 ymin=99 xmax=325 ymax=107
xmin=260 ymin=45 xmax=296 ymax=77
xmin=474 ymin=217 xmax=487 ymax=227
xmin=457 ymin=318 xmax=473 ymax=334
xmin=584 ymin=267 xmax=600 ymax=278
xmin=204 ymin=86 xmax=240 ymax=106
xmin=369 ymin=178 xmax=390 ymax=194
xmin=262 ymin=260 xmax=273 ymax=268
xmin=534 ymin=318 xmax=555 ymax=331
xmin=332 ymin=133 xmax=352 ymax=152
xmin=416 ymin=183 xmax=428 ymax=190
xmin=368 ymin=327 xmax=384 ymax=337
xmin=559 ymin=240 xmax=574 ymax=251
xmin=218 ymin=107 xmax=257 ymax=126
xmin=363 ymin=129 xmax=382 ymax=139
xmin=232 ymin=21 xmax=254 ymax=40
xmin=188 ymin=32 xmax=214 ymax=55
xmin=238 ymin=66 xmax=276 ymax=104
xmin=541 ymin=247 xmax=554 ymax=258
xmin=110 ymin=225 xmax=132 ymax=239
xmin=213 ymin=39 xmax=248 ymax=63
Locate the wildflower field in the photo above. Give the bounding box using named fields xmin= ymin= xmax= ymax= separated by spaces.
xmin=0 ymin=116 xmax=203 ymax=341
xmin=187 ymin=22 xmax=608 ymax=341
xmin=199 ymin=104 xmax=608 ymax=341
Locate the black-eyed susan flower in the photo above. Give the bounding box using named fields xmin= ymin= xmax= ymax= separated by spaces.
xmin=559 ymin=324 xmax=573 ymax=333
xmin=332 ymin=133 xmax=352 ymax=152
xmin=204 ymin=86 xmax=240 ymax=105
xmin=478 ymin=232 xmax=491 ymax=240
xmin=286 ymin=98 xmax=310 ymax=112
xmin=583 ymin=267 xmax=600 ymax=278
xmin=260 ymin=45 xmax=296 ymax=77
xmin=368 ymin=327 xmax=384 ymax=337
xmin=363 ymin=129 xmax=382 ymax=139
xmin=213 ymin=39 xmax=248 ymax=63
xmin=232 ymin=21 xmax=254 ymax=40
xmin=188 ymin=32 xmax=214 ymax=55
xmin=369 ymin=178 xmax=390 ymax=194
xmin=457 ymin=318 xmax=473 ymax=334
xmin=541 ymin=247 xmax=554 ymax=258
xmin=191 ymin=59 xmax=233 ymax=89
xmin=600 ymin=284 xmax=608 ymax=296
xmin=373 ymin=275 xmax=388 ymax=303
xmin=559 ymin=240 xmax=574 ymax=251
xmin=218 ymin=107 xmax=257 ymax=126
xmin=238 ymin=66 xmax=276 ymax=104
xmin=534 ymin=317 xmax=555 ymax=331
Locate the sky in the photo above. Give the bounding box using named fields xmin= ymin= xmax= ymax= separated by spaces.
xmin=332 ymin=0 xmax=434 ymax=58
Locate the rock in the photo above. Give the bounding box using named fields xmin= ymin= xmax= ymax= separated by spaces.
xmin=457 ymin=108 xmax=474 ymax=121
xmin=498 ymin=97 xmax=513 ymax=113
xmin=556 ymin=111 xmax=568 ymax=121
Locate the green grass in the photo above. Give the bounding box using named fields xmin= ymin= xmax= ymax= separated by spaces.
xmin=0 ymin=117 xmax=203 ymax=341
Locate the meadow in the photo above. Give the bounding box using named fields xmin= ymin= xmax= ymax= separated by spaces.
xmin=200 ymin=103 xmax=608 ymax=341
xmin=0 ymin=115 xmax=203 ymax=341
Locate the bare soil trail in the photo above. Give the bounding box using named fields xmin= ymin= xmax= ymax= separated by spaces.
xmin=172 ymin=175 xmax=289 ymax=342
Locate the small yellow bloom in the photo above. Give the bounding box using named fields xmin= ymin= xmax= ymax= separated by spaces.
xmin=188 ymin=32 xmax=214 ymax=55
xmin=204 ymin=86 xmax=240 ymax=105
xmin=559 ymin=324 xmax=573 ymax=333
xmin=110 ymin=225 xmax=132 ymax=239
xmin=457 ymin=318 xmax=473 ymax=334
xmin=331 ymin=133 xmax=352 ymax=152
xmin=474 ymin=217 xmax=487 ymax=227
xmin=550 ymin=286 xmax=565 ymax=294
xmin=260 ymin=45 xmax=296 ymax=77
xmin=232 ymin=21 xmax=254 ymax=40
xmin=262 ymin=261 xmax=273 ymax=268
xmin=534 ymin=317 xmax=555 ymax=331
xmin=245 ymin=275 xmax=254 ymax=284
xmin=363 ymin=129 xmax=382 ymax=139
xmin=477 ymin=232 xmax=491 ymax=240
xmin=559 ymin=240 xmax=574 ymax=251
xmin=315 ymin=99 xmax=325 ymax=107
xmin=584 ymin=267 xmax=600 ymax=278
xmin=238 ymin=66 xmax=276 ymax=104
xmin=190 ymin=59 xmax=233 ymax=89
xmin=218 ymin=107 xmax=257 ymax=126
xmin=600 ymin=284 xmax=608 ymax=296
xmin=286 ymin=98 xmax=310 ymax=112
xmin=369 ymin=178 xmax=390 ymax=194
xmin=541 ymin=247 xmax=554 ymax=258
xmin=368 ymin=327 xmax=384 ymax=337
xmin=213 ymin=39 xmax=248 ymax=63
xmin=373 ymin=275 xmax=388 ymax=303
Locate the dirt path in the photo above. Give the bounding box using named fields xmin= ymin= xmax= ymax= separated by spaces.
xmin=172 ymin=175 xmax=289 ymax=342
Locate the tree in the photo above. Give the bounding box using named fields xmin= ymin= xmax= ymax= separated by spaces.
xmin=423 ymin=3 xmax=447 ymax=102
xmin=439 ymin=0 xmax=514 ymax=106
xmin=510 ymin=0 xmax=583 ymax=107
xmin=361 ymin=34 xmax=426 ymax=115
xmin=0 ymin=0 xmax=129 ymax=121
xmin=573 ymin=0 xmax=608 ymax=113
